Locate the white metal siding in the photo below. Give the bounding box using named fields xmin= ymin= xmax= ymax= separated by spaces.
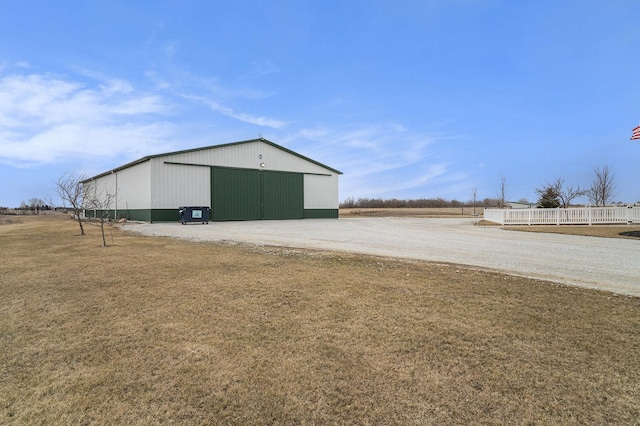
xmin=83 ymin=161 xmax=151 ymax=211
xmin=116 ymin=161 xmax=151 ymax=210
xmin=150 ymin=160 xmax=211 ymax=209
xmin=304 ymin=174 xmax=339 ymax=209
xmin=85 ymin=174 xmax=116 ymax=207
xmin=160 ymin=140 xmax=333 ymax=175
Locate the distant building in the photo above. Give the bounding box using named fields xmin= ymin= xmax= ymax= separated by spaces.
xmin=82 ymin=138 xmax=342 ymax=222
xmin=508 ymin=201 xmax=537 ymax=209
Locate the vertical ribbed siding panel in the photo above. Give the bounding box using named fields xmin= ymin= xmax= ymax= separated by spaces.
xmin=83 ymin=162 xmax=151 ymax=216
xmin=262 ymin=171 xmax=304 ymax=219
xmin=151 ymin=162 xmax=210 ymax=209
xmin=210 ymin=167 xmax=304 ymax=221
xmin=117 ymin=161 xmax=151 ymax=210
xmin=304 ymin=174 xmax=339 ymax=209
xmin=212 ymin=167 xmax=261 ymax=221
xmin=84 ymin=173 xmax=116 ymax=209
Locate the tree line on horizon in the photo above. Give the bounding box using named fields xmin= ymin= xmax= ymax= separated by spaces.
xmin=342 ymin=165 xmax=629 ymax=210
xmin=339 ymin=197 xmax=503 ymax=209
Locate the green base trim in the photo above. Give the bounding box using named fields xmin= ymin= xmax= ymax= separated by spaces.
xmin=83 ymin=209 xmax=120 ymax=220
xmin=150 ymin=209 xmax=181 ymax=222
xmin=84 ymin=209 xmax=161 ymax=222
xmin=85 ymin=208 xmax=338 ymax=222
xmin=304 ymin=209 xmax=339 ymax=219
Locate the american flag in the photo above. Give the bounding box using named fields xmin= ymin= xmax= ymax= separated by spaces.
xmin=632 ymin=125 xmax=640 ymax=140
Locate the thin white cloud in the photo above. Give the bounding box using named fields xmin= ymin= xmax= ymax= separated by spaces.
xmin=240 ymin=60 xmax=281 ymax=82
xmin=0 ymin=72 xmax=175 ymax=167
xmin=288 ymin=125 xmax=443 ymax=175
xmin=280 ymin=124 xmax=468 ymax=200
xmin=180 ymin=92 xmax=286 ymax=128
xmin=146 ymin=64 xmax=277 ymax=104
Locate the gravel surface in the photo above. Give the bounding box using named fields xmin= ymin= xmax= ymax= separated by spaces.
xmin=123 ymin=218 xmax=640 ymax=296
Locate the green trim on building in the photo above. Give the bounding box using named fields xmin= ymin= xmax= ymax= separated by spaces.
xmin=85 ymin=207 xmax=338 ymax=222
xmin=84 ymin=209 xmax=156 ymax=222
xmin=83 ymin=209 xmax=110 ymax=219
xmin=128 ymin=209 xmax=152 ymax=222
xmin=304 ymin=209 xmax=339 ymax=219
xmin=150 ymin=209 xmax=181 ymax=222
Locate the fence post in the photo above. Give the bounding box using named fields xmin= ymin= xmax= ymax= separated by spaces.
xmin=588 ymin=206 xmax=592 ymax=226
xmin=556 ymin=208 xmax=560 ymax=225
xmin=629 ymin=205 xmax=633 ymax=224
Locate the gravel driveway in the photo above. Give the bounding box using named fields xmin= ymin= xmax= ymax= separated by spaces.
xmin=124 ymin=218 xmax=640 ymax=296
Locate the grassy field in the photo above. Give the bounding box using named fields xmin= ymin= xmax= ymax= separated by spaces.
xmin=1 ymin=215 xmax=640 ymax=424
xmin=340 ymin=207 xmax=483 ymax=218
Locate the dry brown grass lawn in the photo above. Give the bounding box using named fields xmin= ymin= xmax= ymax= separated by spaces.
xmin=2 ymin=214 xmax=640 ymax=424
xmin=505 ymin=224 xmax=640 ymax=239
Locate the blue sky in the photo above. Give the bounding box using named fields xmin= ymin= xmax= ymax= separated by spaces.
xmin=1 ymin=0 xmax=639 ymax=207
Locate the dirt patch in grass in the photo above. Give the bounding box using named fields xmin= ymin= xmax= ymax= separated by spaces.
xmin=1 ymin=216 xmax=639 ymax=424
xmin=0 ymin=215 xmax=23 ymax=225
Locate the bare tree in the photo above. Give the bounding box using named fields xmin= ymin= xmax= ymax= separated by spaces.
xmin=536 ymin=178 xmax=587 ymax=208
xmin=497 ymin=175 xmax=507 ymax=208
xmin=29 ymin=198 xmax=47 ymax=214
xmin=588 ymin=165 xmax=617 ymax=207
xmin=470 ymin=187 xmax=478 ymax=216
xmin=53 ymin=172 xmax=87 ymax=235
xmin=82 ymin=179 xmax=117 ymax=246
xmin=84 ymin=186 xmax=115 ymax=247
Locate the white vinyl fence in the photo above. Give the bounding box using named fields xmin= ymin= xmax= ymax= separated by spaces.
xmin=484 ymin=206 xmax=640 ymax=225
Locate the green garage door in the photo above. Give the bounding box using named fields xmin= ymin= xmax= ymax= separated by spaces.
xmin=262 ymin=171 xmax=304 ymax=220
xmin=212 ymin=168 xmax=261 ymax=221
xmin=211 ymin=167 xmax=303 ymax=221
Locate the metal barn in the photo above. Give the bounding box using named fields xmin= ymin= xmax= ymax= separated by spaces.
xmin=82 ymin=138 xmax=342 ymax=222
